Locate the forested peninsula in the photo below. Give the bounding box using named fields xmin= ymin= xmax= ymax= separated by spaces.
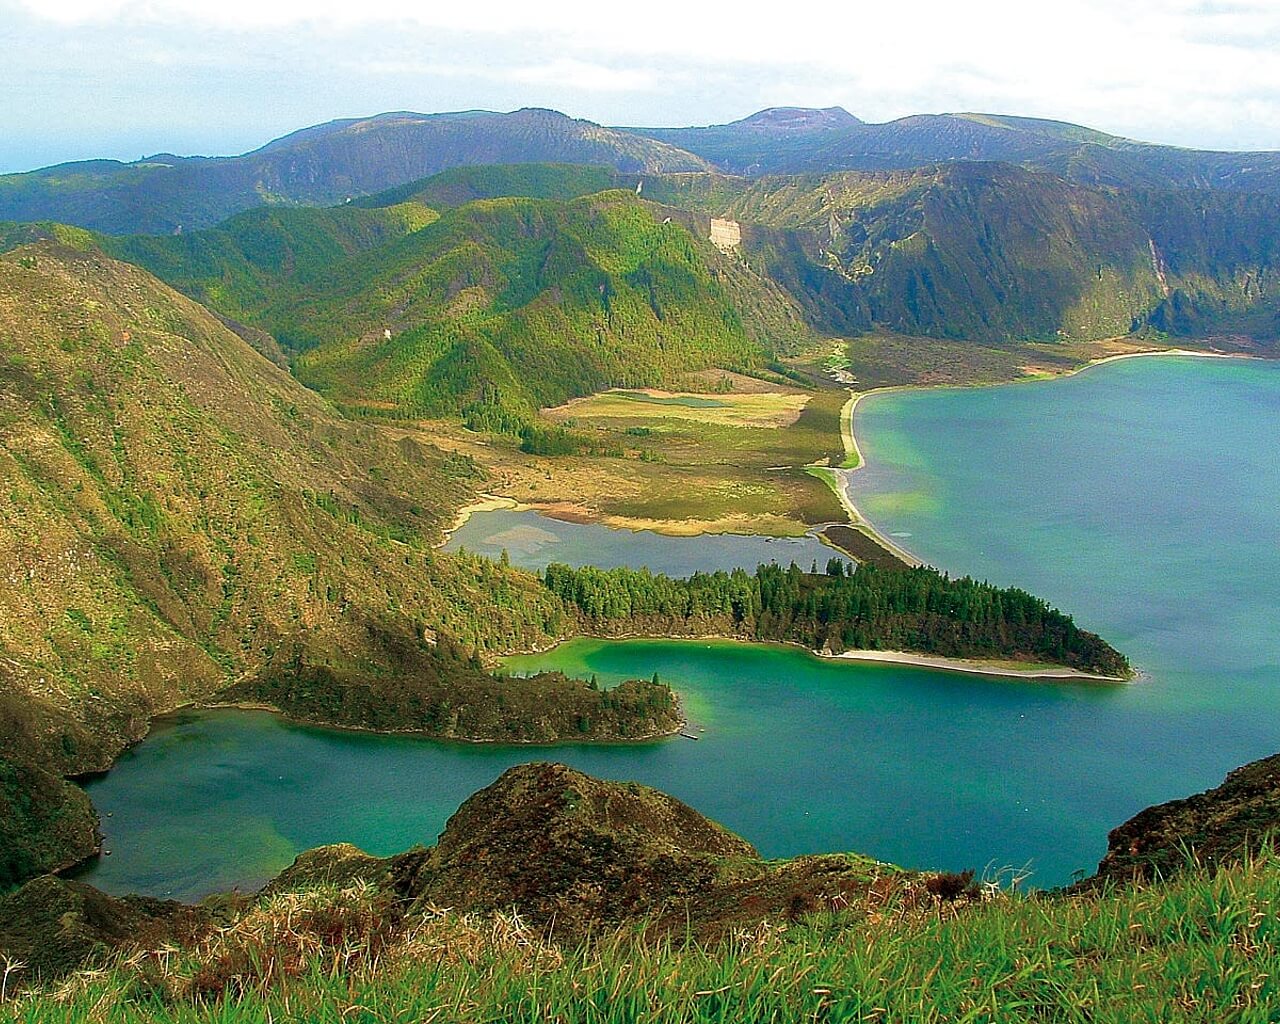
xmin=544 ymin=561 xmax=1131 ymax=678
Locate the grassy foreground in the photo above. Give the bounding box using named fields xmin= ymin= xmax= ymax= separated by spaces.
xmin=7 ymin=852 xmax=1279 ymax=1023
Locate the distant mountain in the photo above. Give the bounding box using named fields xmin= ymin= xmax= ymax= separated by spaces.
xmin=0 ymin=110 xmax=709 ymax=235
xmin=630 ymin=109 xmax=1280 ymax=191
xmin=7 ymin=106 xmax=1280 ymax=240
xmin=732 ymin=106 xmax=863 ymax=131
xmin=633 ymin=106 xmax=869 ymax=176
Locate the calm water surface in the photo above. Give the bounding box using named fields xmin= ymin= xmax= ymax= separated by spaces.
xmin=82 ymin=356 xmax=1280 ymax=897
xmin=442 ymin=507 xmax=848 ymax=574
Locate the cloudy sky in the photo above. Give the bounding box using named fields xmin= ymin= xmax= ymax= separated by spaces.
xmin=3 ymin=0 xmax=1279 ymax=172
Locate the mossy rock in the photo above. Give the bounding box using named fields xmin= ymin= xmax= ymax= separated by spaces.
xmin=407 ymin=763 xmax=755 ymax=932
xmin=0 ymin=875 xmax=212 ymax=981
xmin=1096 ymin=752 xmax=1280 ymax=883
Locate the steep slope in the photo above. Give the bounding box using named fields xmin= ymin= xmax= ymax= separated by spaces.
xmin=353 ymin=162 xmax=626 ymax=211
xmin=0 ymin=110 xmax=709 ymax=235
xmin=349 ymin=162 xmax=1280 ymax=350
xmin=686 ymin=163 xmax=1280 ymax=345
xmin=284 ymin=191 xmax=794 ymax=419
xmin=102 ymin=201 xmax=439 ymax=322
xmin=0 ymin=244 xmax=682 ymax=885
xmin=109 ymin=187 xmax=810 ymax=423
xmin=52 ymin=159 xmax=1280 ymax=375
xmin=85 ymin=166 xmax=635 ymax=327
xmin=1096 ymin=751 xmax=1280 ymax=884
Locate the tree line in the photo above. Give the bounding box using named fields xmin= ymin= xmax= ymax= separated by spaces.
xmin=543 ymin=560 xmax=1130 ymax=677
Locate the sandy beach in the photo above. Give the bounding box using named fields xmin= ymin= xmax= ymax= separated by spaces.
xmin=820 ymin=647 xmax=1129 ymax=682
xmin=441 ymin=494 xmax=519 ymax=544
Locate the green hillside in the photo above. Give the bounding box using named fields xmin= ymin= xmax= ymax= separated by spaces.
xmin=105 ymin=186 xmax=811 ymax=425
xmin=24 ymin=161 xmax=1280 ymax=402
xmin=340 ymin=161 xmax=1280 ymax=352
xmin=104 ymin=202 xmax=438 ymax=323
xmin=354 ymin=162 xmax=625 ymax=210
xmin=0 ymin=243 xmax=682 ymax=885
xmin=677 ymin=163 xmax=1280 ymax=346
xmin=284 ymin=191 xmax=796 ymax=421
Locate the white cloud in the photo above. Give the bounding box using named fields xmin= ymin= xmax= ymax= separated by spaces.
xmin=503 ymin=60 xmax=659 ymax=93
xmin=353 ymin=56 xmax=661 ymax=93
xmin=5 ymin=0 xmax=1280 ymax=153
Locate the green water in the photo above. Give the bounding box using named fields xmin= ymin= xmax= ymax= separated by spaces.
xmin=80 ymin=356 xmax=1280 ymax=897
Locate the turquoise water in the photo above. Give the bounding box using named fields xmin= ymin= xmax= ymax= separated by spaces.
xmin=442 ymin=507 xmax=849 ymax=575
xmin=80 ymin=356 xmax=1280 ymax=897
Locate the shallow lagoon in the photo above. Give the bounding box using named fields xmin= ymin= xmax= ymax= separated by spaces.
xmin=82 ymin=356 xmax=1280 ymax=897
xmin=442 ymin=507 xmax=848 ymax=575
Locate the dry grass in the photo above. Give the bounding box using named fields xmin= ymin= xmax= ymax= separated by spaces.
xmin=544 ymin=389 xmax=810 ymax=429
xmin=415 ymin=379 xmax=852 ymax=537
xmin=12 ymin=852 xmax=1280 ymax=1022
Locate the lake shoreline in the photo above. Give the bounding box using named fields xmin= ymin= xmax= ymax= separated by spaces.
xmin=836 ymin=346 xmax=1259 ymax=567
xmin=166 ymin=695 xmax=688 ymax=747
xmin=75 ymin=354 xmax=1278 ymax=899
xmin=506 ymin=634 xmax=1128 ymax=684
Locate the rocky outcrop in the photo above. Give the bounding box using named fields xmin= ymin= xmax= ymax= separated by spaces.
xmin=258 ymin=764 xmax=903 ymax=941
xmin=0 ymin=875 xmax=215 ymax=980
xmin=402 ymin=763 xmax=757 ymax=931
xmin=11 ymin=751 xmax=1280 ymax=988
xmin=1096 ymin=753 xmax=1280 ymax=883
xmin=0 ymin=762 xmax=903 ymax=981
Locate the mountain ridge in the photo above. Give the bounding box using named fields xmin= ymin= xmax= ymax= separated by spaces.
xmin=0 ymin=109 xmax=709 ymax=235
xmin=9 ymin=105 xmax=1280 ymax=239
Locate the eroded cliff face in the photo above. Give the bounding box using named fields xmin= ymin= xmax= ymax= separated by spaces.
xmin=1096 ymin=753 xmax=1280 ymax=884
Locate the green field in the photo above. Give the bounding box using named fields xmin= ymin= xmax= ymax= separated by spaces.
xmin=434 ymin=379 xmax=853 ymax=536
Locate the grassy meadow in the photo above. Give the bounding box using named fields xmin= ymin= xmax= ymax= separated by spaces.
xmin=421 ymin=375 xmax=853 ymax=537
xmin=6 ymin=851 xmax=1279 ymax=1023
xmin=842 ymin=331 xmax=1172 ymax=390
